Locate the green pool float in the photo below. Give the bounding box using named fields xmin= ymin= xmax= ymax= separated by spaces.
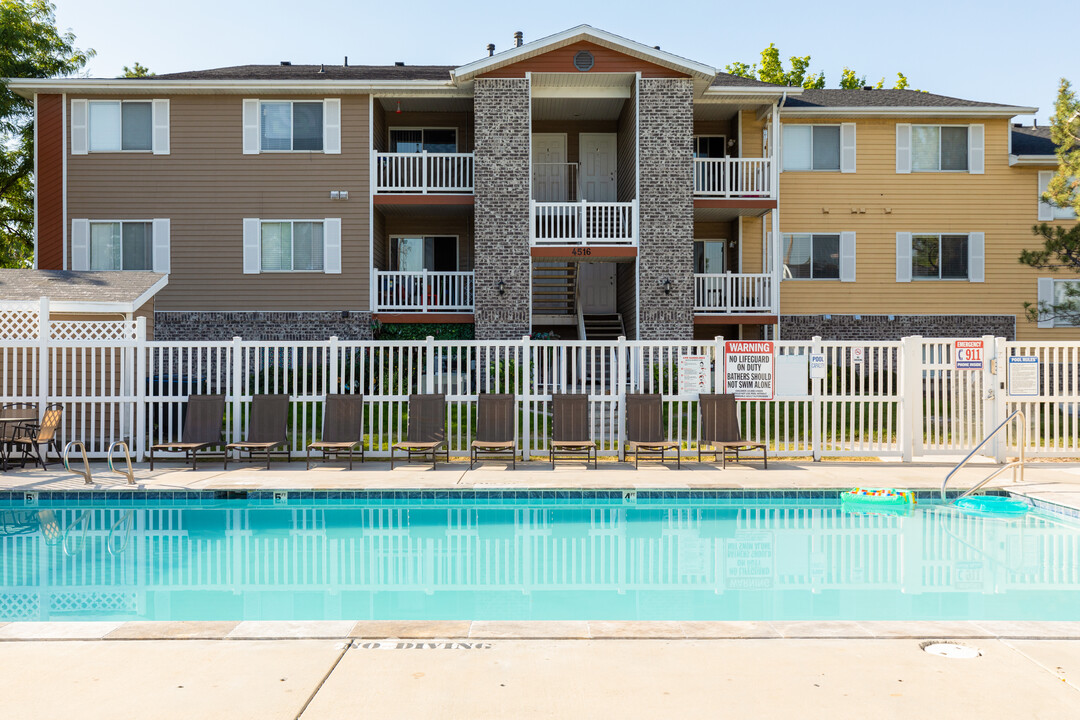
xmin=840 ymin=487 xmax=916 ymax=510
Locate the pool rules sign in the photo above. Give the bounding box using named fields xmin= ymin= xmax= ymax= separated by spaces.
xmin=724 ymin=341 xmax=775 ymax=400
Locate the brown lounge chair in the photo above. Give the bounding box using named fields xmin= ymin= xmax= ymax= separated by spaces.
xmin=307 ymin=394 xmax=365 ymax=469
xmin=391 ymin=394 xmax=449 ymax=469
xmin=150 ymin=394 xmax=225 ymax=470
xmin=9 ymin=403 xmax=63 ymax=470
xmin=1 ymin=402 xmax=37 ymax=470
xmin=549 ymin=393 xmax=597 ymax=468
xmin=470 ymin=393 xmax=517 ymax=469
xmin=698 ymin=393 xmax=767 ymax=468
xmin=225 ymin=394 xmax=291 ymax=469
xmin=625 ymin=393 xmax=681 ymax=469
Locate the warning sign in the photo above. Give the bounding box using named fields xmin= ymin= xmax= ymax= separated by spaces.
xmin=954 ymin=340 xmax=984 ymax=370
xmin=1008 ymin=356 xmax=1039 ymax=397
xmin=679 ymin=355 xmax=711 ymax=394
xmin=724 ymin=341 xmax=775 ymax=400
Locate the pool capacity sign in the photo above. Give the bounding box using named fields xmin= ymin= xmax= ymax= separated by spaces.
xmin=954 ymin=340 xmax=984 ymax=370
xmin=724 ymin=341 xmax=775 ymax=400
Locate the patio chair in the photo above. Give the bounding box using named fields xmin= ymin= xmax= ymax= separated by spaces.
xmin=225 ymin=394 xmax=291 ymax=469
xmin=698 ymin=393 xmax=767 ymax=469
xmin=1 ymin=402 xmax=38 ymax=469
xmin=625 ymin=393 xmax=681 ymax=469
xmin=9 ymin=403 xmax=64 ymax=470
xmin=549 ymin=393 xmax=597 ymax=468
xmin=307 ymin=394 xmax=365 ymax=469
xmin=149 ymin=394 xmax=226 ymax=470
xmin=470 ymin=393 xmax=517 ymax=469
xmin=391 ymin=394 xmax=449 ymax=469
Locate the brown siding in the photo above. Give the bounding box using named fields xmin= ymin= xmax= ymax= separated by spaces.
xmin=66 ymin=94 xmax=371 ymax=312
xmin=36 ymin=94 xmax=64 ymax=269
xmin=372 ymin=210 xmax=386 ymax=270
xmin=480 ymin=41 xmax=688 ymax=79
xmin=616 ymin=82 xmax=637 ymax=202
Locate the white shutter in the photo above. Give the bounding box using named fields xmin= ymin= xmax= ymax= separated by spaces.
xmin=323 ymin=218 xmax=342 ymax=274
xmin=1038 ymin=278 xmax=1055 ymax=328
xmin=1038 ymin=171 xmax=1055 ymax=221
xmin=839 ymin=232 xmax=856 ymax=282
xmin=840 ymin=123 xmax=856 ymax=173
xmin=70 ymin=99 xmax=88 ymax=155
xmin=968 ymin=232 xmax=984 ymax=282
xmin=242 ymin=99 xmax=260 ymax=155
xmin=895 ymin=123 xmax=911 ymax=174
xmin=151 ymin=99 xmax=170 ymax=155
xmin=242 ymin=218 xmax=261 ymax=274
xmin=323 ymin=98 xmax=341 ymax=155
xmin=968 ymin=124 xmax=984 ymax=174
xmin=895 ymin=232 xmax=912 ymax=282
xmin=71 ymin=219 xmax=90 ymax=270
xmin=152 ymin=218 xmax=170 ymax=273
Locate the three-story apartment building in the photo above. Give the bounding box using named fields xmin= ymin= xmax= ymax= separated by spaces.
xmin=12 ymin=25 xmax=1076 ymax=341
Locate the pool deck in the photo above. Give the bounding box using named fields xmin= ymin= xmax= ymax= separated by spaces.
xmin=5 ymin=458 xmax=1080 ymax=717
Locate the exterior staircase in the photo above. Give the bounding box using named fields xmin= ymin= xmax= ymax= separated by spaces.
xmin=531 ymin=262 xmax=577 ymax=324
xmin=581 ymin=313 xmax=625 ymax=340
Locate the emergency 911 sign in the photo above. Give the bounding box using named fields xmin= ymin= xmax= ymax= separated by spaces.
xmin=724 ymin=341 xmax=775 ymax=400
xmin=955 ymin=340 xmax=984 ymax=370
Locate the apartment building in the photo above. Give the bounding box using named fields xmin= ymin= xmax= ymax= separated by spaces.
xmin=12 ymin=25 xmax=1076 ymax=341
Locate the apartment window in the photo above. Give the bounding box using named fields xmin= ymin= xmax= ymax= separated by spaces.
xmin=782 ymin=234 xmax=840 ymax=279
xmin=782 ymin=125 xmax=840 ymax=171
xmin=260 ymin=101 xmax=323 ymax=151
xmin=1039 ymin=171 xmax=1078 ymax=220
xmin=693 ymin=136 xmax=728 ymax=159
xmin=390 ymin=236 xmax=458 ymax=271
xmin=261 ymin=221 xmax=324 ymax=271
xmin=911 ymin=234 xmax=969 ymax=279
xmin=389 ymin=128 xmax=457 ymax=153
xmin=693 ymin=240 xmax=728 ymax=273
xmin=88 ymin=100 xmax=152 ymax=152
xmin=912 ymin=126 xmax=968 ymax=171
xmin=89 ymin=221 xmax=152 ymax=270
xmin=1053 ymin=280 xmax=1080 ymax=326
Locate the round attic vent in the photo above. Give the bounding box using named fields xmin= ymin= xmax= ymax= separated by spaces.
xmin=573 ymin=51 xmax=594 ymax=72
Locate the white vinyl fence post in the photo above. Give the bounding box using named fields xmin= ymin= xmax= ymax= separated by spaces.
xmin=992 ymin=336 xmax=1008 ymax=463
xmin=425 ymin=336 xmax=435 ymax=393
xmin=979 ymin=334 xmax=1000 ymax=463
xmin=135 ymin=316 xmax=147 ymax=461
xmin=231 ymin=336 xmax=243 ymax=450
xmin=617 ymin=335 xmax=627 ymax=460
xmin=899 ymin=335 xmax=922 ymax=462
xmin=520 ymin=335 xmax=531 ymax=460
xmin=811 ymin=335 xmax=823 ymax=462
xmin=328 ymin=336 xmax=340 ymax=395
xmin=37 ymin=297 xmax=49 ymax=424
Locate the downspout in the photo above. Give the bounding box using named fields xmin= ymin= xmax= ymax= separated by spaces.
xmin=772 ymin=94 xmax=785 ymax=341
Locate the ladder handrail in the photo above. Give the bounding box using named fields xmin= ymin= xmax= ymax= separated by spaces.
xmin=107 ymin=441 xmax=135 ymax=485
xmin=941 ymin=409 xmax=1026 ymax=501
xmin=63 ymin=441 xmax=93 ymax=485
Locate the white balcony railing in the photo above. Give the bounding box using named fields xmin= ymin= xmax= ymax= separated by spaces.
xmin=530 ymin=200 xmax=638 ymax=246
xmin=374 ymin=270 xmax=474 ymax=312
xmin=694 ymin=273 xmax=775 ymax=314
xmin=373 ymin=151 xmax=474 ymax=194
xmin=693 ymin=158 xmax=773 ymax=198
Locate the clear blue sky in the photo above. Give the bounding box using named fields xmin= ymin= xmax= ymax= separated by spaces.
xmin=55 ymin=0 xmax=1067 ymax=123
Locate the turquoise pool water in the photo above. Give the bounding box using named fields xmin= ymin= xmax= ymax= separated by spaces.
xmin=2 ymin=493 xmax=1079 ymax=622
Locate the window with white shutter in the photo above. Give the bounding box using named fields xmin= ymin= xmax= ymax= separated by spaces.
xmin=782 ymin=125 xmax=840 ymax=171
xmin=781 ymin=233 xmax=841 ymax=279
xmin=1039 ymin=171 xmax=1078 ymax=220
xmin=244 ymin=99 xmax=341 ymax=153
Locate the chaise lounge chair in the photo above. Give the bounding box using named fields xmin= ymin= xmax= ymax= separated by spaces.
xmin=225 ymin=394 xmax=291 ymax=469
xmin=698 ymin=393 xmax=767 ymax=469
xmin=391 ymin=394 xmax=449 ymax=469
xmin=150 ymin=394 xmax=225 ymax=470
xmin=625 ymin=393 xmax=681 ymax=469
xmin=549 ymin=393 xmax=597 ymax=468
xmin=307 ymin=394 xmax=365 ymax=469
xmin=470 ymin=393 xmax=517 ymax=469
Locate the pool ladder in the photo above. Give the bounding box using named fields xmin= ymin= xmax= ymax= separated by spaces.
xmin=62 ymin=441 xmax=136 ymax=485
xmin=941 ymin=409 xmax=1027 ymax=502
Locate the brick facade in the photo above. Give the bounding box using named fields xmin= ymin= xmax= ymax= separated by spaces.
xmin=636 ymin=78 xmax=694 ymax=340
xmin=155 ymin=311 xmax=374 ymax=341
xmin=473 ymin=78 xmax=532 ymax=340
xmin=780 ymin=314 xmax=1017 ymax=341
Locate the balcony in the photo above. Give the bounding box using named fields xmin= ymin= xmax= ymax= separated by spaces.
xmin=373 ymin=151 xmax=474 ymax=194
xmin=530 ymin=200 xmax=638 ymax=246
xmin=374 ymin=270 xmax=474 ymax=313
xmin=694 ymin=273 xmax=775 ymax=314
xmin=693 ymin=158 xmax=773 ymax=198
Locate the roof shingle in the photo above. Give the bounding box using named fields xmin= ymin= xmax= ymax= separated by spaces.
xmin=151 ymin=64 xmax=454 ymax=82
xmin=0 ymin=270 xmax=165 ymax=306
xmin=1011 ymin=125 xmax=1057 ymax=156
xmin=781 ymin=88 xmax=1013 ymax=109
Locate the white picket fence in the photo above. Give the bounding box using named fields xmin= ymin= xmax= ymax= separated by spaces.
xmin=2 ymin=302 xmax=1079 ymax=463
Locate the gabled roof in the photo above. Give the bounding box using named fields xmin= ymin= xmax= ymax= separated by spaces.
xmin=0 ymin=270 xmax=167 ymax=313
xmin=709 ymin=72 xmax=787 ymax=89
xmin=781 ymin=88 xmax=1036 ymax=116
xmin=152 ymin=64 xmax=454 ymax=82
xmin=452 ymin=25 xmax=716 ymax=83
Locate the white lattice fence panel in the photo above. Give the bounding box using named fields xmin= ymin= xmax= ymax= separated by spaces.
xmin=50 ymin=320 xmax=136 ymax=341
xmin=0 ymin=306 xmax=39 ymax=341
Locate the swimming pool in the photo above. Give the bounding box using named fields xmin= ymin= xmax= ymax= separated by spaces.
xmin=2 ymin=490 xmax=1078 ymax=623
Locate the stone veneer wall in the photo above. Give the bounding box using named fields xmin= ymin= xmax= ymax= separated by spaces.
xmin=636 ymin=78 xmax=694 ymax=340
xmin=155 ymin=311 xmax=373 ymax=341
xmin=473 ymin=77 xmax=531 ymax=340
xmin=780 ymin=314 xmax=1016 ymax=341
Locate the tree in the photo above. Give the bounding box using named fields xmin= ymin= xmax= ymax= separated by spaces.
xmin=0 ymin=1 xmax=92 ymax=267
xmin=725 ymin=44 xmax=909 ymax=90
xmin=121 ymin=61 xmax=153 ymax=78
xmin=1019 ymin=78 xmax=1080 ymax=325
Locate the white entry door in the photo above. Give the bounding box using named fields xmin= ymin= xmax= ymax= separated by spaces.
xmin=532 ymin=133 xmax=568 ymax=202
xmin=579 ymin=133 xmax=617 ymax=202
xmin=578 ymin=262 xmax=617 ymax=314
